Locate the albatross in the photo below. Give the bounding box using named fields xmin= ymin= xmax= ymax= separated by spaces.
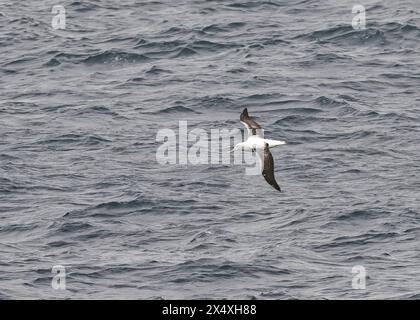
xmin=232 ymin=108 xmax=286 ymax=192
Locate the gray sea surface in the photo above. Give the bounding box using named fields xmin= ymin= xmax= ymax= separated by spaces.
xmin=1 ymin=0 xmax=420 ymax=299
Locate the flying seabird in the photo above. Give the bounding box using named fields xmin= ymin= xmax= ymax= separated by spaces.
xmin=232 ymin=108 xmax=285 ymax=192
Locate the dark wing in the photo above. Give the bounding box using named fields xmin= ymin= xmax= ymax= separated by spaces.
xmin=240 ymin=108 xmax=262 ymax=136
xmin=262 ymin=144 xmax=281 ymax=192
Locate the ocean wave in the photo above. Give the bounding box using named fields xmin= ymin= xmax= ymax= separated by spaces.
xmin=201 ymin=22 xmax=246 ymax=34
xmin=313 ymin=230 xmax=400 ymax=251
xmin=0 ymin=223 xmax=38 ymax=234
xmin=274 ymin=115 xmax=336 ymax=126
xmin=145 ymin=65 xmax=172 ymax=75
xmin=36 ymin=133 xmax=111 ymax=147
xmin=226 ymin=1 xmax=284 ymax=9
xmin=73 ymin=106 xmax=120 ymax=117
xmin=295 ymin=52 xmax=352 ymax=66
xmin=69 ymin=1 xmax=101 ymax=12
xmin=314 ymin=96 xmax=347 ymax=106
xmin=161 ymin=258 xmax=291 ymax=284
xmin=83 ymin=50 xmax=151 ymax=65
xmin=156 ymin=105 xmax=200 ymax=114
xmin=63 ymin=197 xmax=198 ymax=218
xmin=335 ymin=208 xmax=390 ymax=221
xmin=47 ymin=50 xmax=151 ymax=66
xmin=51 ymin=221 xmax=94 ymax=234
xmin=185 ymin=95 xmax=236 ymax=110
xmin=172 ymin=46 xmax=197 ymax=58
xmin=296 ymin=22 xmax=420 ymax=47
xmin=134 ymin=38 xmax=241 ymax=59
xmin=134 ymin=38 xmax=185 ymax=50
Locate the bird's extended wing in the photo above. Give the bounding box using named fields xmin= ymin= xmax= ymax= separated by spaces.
xmin=262 ymin=144 xmax=281 ymax=192
xmin=240 ymin=108 xmax=263 ymax=137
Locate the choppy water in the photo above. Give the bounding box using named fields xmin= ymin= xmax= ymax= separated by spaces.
xmin=1 ymin=0 xmax=420 ymax=299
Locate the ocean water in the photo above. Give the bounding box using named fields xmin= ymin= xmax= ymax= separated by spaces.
xmin=1 ymin=0 xmax=420 ymax=299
